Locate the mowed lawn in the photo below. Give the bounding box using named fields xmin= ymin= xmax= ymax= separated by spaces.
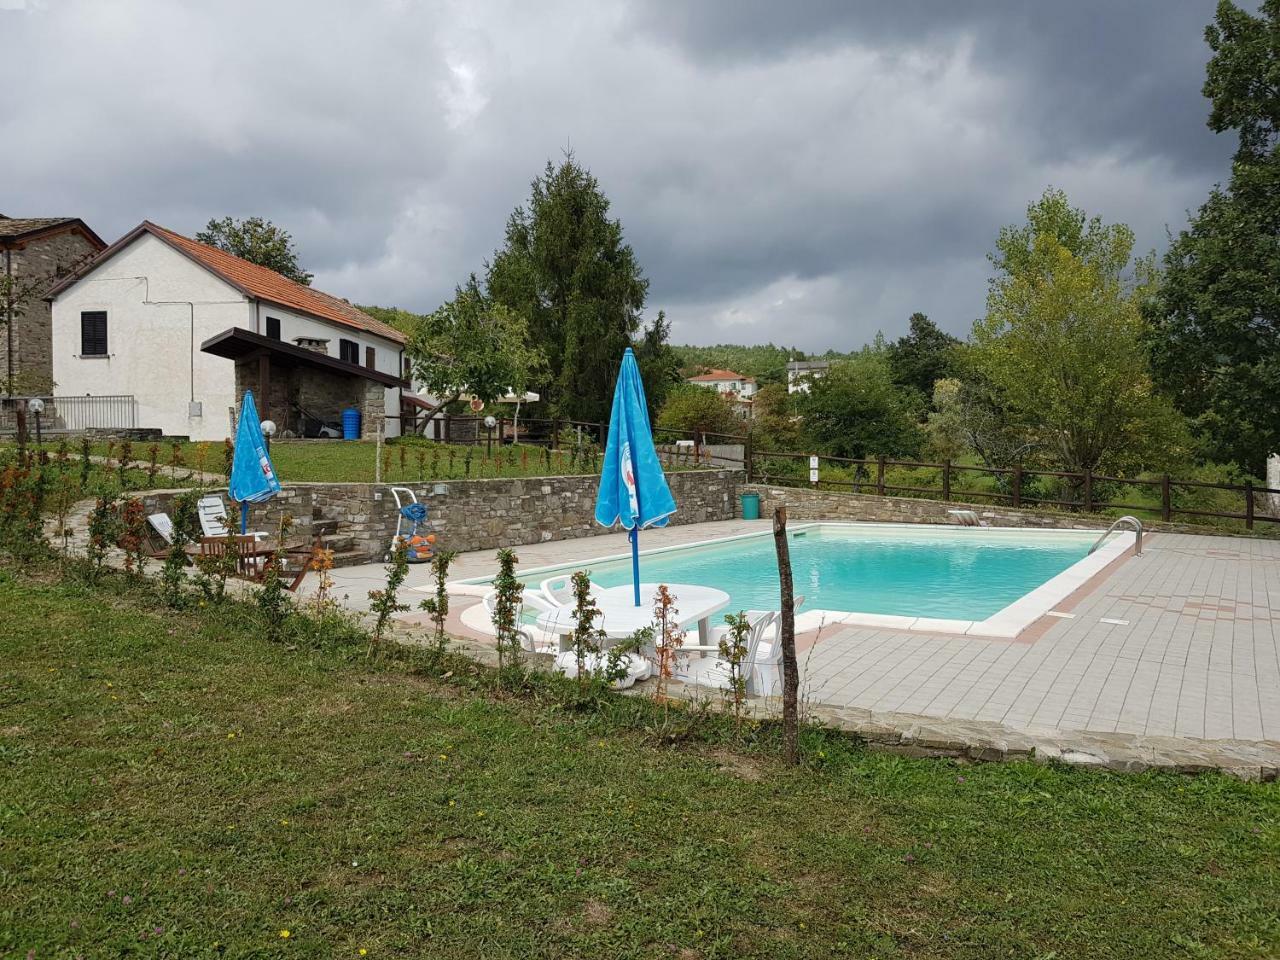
xmin=73 ymin=439 xmax=605 ymax=484
xmin=2 ymin=573 xmax=1277 ymax=959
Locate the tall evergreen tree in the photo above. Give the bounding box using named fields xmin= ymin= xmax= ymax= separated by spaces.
xmin=886 ymin=312 xmax=960 ymax=399
xmin=1151 ymin=0 xmax=1280 ymax=473
xmin=486 ymin=157 xmax=649 ymax=423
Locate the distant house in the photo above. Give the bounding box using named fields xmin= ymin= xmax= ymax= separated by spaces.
xmin=786 ymin=359 xmax=831 ymax=394
xmin=1 ymin=215 xmax=107 ymax=393
xmin=686 ymin=368 xmax=757 ymax=399
xmin=47 ymin=221 xmax=407 ymax=441
xmin=686 ymin=368 xmax=756 ymax=420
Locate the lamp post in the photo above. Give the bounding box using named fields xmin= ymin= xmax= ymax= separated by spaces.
xmin=484 ymin=414 xmax=496 ymax=459
xmin=261 ymin=418 xmax=276 ymax=455
xmin=27 ymin=397 xmax=44 ymax=448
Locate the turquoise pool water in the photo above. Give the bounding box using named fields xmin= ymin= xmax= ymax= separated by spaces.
xmin=503 ymin=525 xmax=1097 ymax=622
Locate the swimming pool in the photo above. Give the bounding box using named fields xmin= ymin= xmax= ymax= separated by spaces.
xmin=460 ymin=522 xmax=1138 ymax=639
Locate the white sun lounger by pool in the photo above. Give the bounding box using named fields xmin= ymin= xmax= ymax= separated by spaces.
xmin=482 ymin=588 xmax=561 ymax=656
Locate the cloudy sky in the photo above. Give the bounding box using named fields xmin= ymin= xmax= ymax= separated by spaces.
xmin=2 ymin=0 xmax=1232 ymax=350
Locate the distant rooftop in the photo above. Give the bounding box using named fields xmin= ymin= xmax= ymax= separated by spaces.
xmin=688 ymin=368 xmax=755 ymax=382
xmin=0 ymin=215 xmax=106 ymax=248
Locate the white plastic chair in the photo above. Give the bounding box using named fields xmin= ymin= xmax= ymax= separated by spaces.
xmin=482 ymin=588 xmax=560 ymax=656
xmin=676 ymin=611 xmax=778 ymax=694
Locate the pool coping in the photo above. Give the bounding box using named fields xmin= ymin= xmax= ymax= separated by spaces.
xmin=445 ymin=520 xmax=1139 ymax=641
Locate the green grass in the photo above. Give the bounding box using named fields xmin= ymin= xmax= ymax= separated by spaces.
xmin=1 ymin=569 xmax=1277 ymax=958
xmin=57 ymin=439 xmax=616 ymax=485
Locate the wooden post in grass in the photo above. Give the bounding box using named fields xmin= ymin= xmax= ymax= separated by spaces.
xmin=1161 ymin=474 xmax=1172 ymax=522
xmin=772 ymin=505 xmax=799 ymax=765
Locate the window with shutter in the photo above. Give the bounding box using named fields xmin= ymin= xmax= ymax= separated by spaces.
xmin=80 ymin=311 xmax=108 ymax=356
xmin=339 ymin=339 xmax=359 ymax=364
xmin=365 ymin=346 xmax=375 ymax=369
xmin=265 ymin=316 xmax=281 ymax=340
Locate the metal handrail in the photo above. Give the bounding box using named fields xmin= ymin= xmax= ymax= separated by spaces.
xmin=1089 ymin=515 xmax=1143 ymax=556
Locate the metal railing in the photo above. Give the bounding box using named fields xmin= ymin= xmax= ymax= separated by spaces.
xmin=0 ymin=395 xmax=137 ymax=433
xmin=1090 ymin=516 xmax=1143 ymax=556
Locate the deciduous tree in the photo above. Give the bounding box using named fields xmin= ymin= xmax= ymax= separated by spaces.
xmin=1149 ymin=0 xmax=1280 ymax=473
xmin=196 ymin=216 xmax=313 ymax=285
xmin=404 ymin=276 xmax=544 ymax=426
xmin=972 ymin=190 xmax=1190 ymax=477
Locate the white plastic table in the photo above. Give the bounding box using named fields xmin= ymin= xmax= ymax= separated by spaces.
xmin=535 ymin=582 xmax=731 ymax=654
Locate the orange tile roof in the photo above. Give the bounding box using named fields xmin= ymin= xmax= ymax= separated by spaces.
xmin=143 ymin=221 xmax=405 ymax=344
xmin=688 ymin=368 xmax=754 ymax=382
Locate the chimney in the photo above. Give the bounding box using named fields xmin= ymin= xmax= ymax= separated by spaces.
xmin=294 ymin=336 xmax=329 ymax=354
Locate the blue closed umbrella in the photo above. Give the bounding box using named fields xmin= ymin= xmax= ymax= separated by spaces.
xmin=229 ymin=390 xmax=281 ymax=534
xmin=594 ymin=347 xmax=677 ymax=606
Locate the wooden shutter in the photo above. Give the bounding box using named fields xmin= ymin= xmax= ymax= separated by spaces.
xmin=265 ymin=316 xmax=281 ymax=340
xmin=80 ymin=311 xmax=108 ymax=356
xmin=365 ymin=346 xmax=375 ymax=369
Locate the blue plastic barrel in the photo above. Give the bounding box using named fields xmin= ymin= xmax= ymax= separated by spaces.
xmin=341 ymin=407 xmax=361 ymax=440
xmin=741 ymin=492 xmax=761 ymax=520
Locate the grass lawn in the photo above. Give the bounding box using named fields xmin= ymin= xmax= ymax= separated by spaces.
xmin=54 ymin=439 xmax=614 ymax=485
xmin=2 ymin=570 xmax=1277 ymax=959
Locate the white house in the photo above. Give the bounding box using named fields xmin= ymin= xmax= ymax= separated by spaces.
xmin=686 ymin=368 xmax=757 ymax=399
xmin=47 ymin=222 xmax=407 ymax=441
xmin=786 ymin=359 xmax=831 ymax=394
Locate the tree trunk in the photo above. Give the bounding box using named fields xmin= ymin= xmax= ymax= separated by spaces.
xmin=415 ymin=391 xmax=461 ymax=436
xmin=772 ymin=505 xmax=799 ymax=764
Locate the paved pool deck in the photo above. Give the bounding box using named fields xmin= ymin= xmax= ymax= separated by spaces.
xmin=326 ymin=519 xmax=1280 ymax=777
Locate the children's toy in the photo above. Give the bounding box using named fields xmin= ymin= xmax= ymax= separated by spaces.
xmin=388 ymin=487 xmax=436 ymax=563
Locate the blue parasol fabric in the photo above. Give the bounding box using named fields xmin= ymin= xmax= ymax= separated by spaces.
xmin=229 ymin=390 xmax=281 ymax=533
xmin=594 ymin=347 xmax=676 ymax=605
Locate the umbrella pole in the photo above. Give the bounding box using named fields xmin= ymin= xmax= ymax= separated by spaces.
xmin=630 ymin=526 xmax=641 ymax=607
xmin=241 ymin=501 xmax=248 ymax=535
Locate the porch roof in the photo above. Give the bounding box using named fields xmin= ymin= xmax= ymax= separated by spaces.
xmin=200 ymin=327 xmax=409 ymax=388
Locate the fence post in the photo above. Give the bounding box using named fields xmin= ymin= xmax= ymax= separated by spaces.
xmin=443 ymin=415 xmax=451 ymax=443
xmin=942 ymin=460 xmax=952 ymax=502
xmin=1012 ymin=464 xmax=1022 ymax=507
xmin=1083 ymin=469 xmax=1093 ymax=513
xmin=552 ymin=418 xmax=561 ymax=449
xmin=744 ymin=431 xmax=754 ymax=483
xmin=1161 ymin=474 xmax=1171 ymax=522
xmin=876 ymin=455 xmax=886 ymax=497
xmin=1246 ymin=481 xmax=1255 ymax=531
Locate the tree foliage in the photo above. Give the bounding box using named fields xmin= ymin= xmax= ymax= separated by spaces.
xmin=673 ymin=343 xmax=808 ymax=384
xmin=196 ymin=216 xmax=313 ymax=285
xmin=1150 ymin=0 xmax=1280 ymax=473
xmin=972 ymin=189 xmax=1190 ymax=476
xmin=655 ymin=383 xmax=743 ymax=438
xmin=796 ymin=349 xmax=924 ymax=459
xmin=886 ymin=313 xmax=960 ymax=400
xmin=486 ymin=156 xmax=649 ymax=423
xmin=632 ymin=310 xmax=683 ymax=418
xmin=404 ymin=276 xmax=544 ymax=424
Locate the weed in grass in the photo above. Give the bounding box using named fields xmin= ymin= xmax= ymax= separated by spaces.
xmin=368 ymin=539 xmax=409 ymax=650
xmin=719 ymin=611 xmax=752 ymax=731
xmin=491 ymin=547 xmax=524 ymax=681
xmin=652 ymin=584 xmax=682 ymax=710
xmin=419 ymin=548 xmax=456 ymax=669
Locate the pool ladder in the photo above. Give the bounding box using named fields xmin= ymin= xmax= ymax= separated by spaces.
xmin=1089 ymin=516 xmax=1143 ymax=556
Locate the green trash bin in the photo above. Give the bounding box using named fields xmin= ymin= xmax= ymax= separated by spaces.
xmin=740 ymin=491 xmax=761 ymax=520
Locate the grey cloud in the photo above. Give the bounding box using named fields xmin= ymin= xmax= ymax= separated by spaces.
xmin=1 ymin=0 xmax=1237 ymax=351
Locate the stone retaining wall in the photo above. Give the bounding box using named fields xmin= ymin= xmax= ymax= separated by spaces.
xmin=135 ymin=469 xmax=741 ymax=561
xmin=742 ymin=483 xmax=1221 ymax=535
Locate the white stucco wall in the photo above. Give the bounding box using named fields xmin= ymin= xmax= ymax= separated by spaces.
xmin=51 ymin=233 xmax=250 ymax=440
xmin=51 ymin=232 xmax=406 ymax=441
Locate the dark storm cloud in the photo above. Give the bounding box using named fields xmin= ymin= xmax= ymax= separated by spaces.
xmin=1 ymin=0 xmax=1236 ymax=351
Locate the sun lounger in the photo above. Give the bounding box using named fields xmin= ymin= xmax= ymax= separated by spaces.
xmin=198 ymin=494 xmax=268 ymax=540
